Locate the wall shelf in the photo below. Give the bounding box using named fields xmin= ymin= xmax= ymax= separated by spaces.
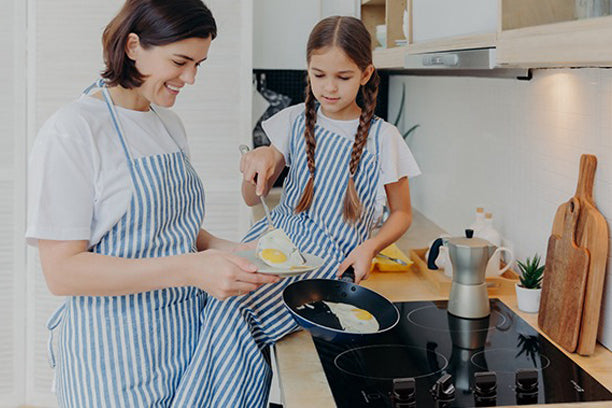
xmin=368 ymin=0 xmax=612 ymax=70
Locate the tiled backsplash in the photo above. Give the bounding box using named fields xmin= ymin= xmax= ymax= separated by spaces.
xmin=390 ymin=69 xmax=612 ymax=350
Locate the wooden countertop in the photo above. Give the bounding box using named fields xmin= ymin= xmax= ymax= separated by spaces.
xmin=274 ymin=211 xmax=612 ymax=408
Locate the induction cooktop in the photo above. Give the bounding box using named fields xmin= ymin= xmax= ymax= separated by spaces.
xmin=311 ymin=299 xmax=612 ymax=407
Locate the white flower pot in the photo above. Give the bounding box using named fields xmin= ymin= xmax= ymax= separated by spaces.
xmin=515 ymin=283 xmax=542 ymax=313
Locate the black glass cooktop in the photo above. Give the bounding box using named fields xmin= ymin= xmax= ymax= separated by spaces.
xmin=311 ymin=299 xmax=612 ymax=407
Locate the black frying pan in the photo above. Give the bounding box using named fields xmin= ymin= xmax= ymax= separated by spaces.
xmin=282 ymin=267 xmax=400 ymax=342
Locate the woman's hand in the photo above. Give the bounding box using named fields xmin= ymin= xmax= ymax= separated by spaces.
xmin=338 ymin=241 xmax=377 ymax=284
xmin=186 ymin=249 xmax=280 ymax=300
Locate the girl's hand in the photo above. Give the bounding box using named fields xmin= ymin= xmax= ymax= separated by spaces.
xmin=240 ymin=146 xmax=284 ymax=196
xmin=338 ymin=242 xmax=377 ymax=284
xmin=186 ymin=249 xmax=280 ymax=300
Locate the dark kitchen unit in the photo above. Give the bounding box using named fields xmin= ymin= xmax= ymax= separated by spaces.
xmin=311 ymin=299 xmax=612 ymax=407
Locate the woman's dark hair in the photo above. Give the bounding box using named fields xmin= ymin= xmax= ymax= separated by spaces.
xmin=295 ymin=16 xmax=380 ymax=224
xmin=101 ymin=0 xmax=217 ymax=88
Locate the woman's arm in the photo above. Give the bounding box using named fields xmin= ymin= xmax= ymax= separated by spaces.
xmin=240 ymin=145 xmax=285 ymax=206
xmin=39 ymin=239 xmax=279 ymax=299
xmin=339 ymin=177 xmax=412 ymax=283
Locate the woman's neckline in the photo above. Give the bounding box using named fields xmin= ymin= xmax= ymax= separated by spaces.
xmin=84 ymin=93 xmax=154 ymax=114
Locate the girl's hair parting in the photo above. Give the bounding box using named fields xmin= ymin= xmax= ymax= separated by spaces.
xmin=295 ymin=16 xmax=380 ymax=224
xmin=101 ymin=0 xmax=217 ymax=89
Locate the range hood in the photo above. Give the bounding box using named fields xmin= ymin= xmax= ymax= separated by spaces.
xmin=401 ymin=48 xmax=531 ymax=80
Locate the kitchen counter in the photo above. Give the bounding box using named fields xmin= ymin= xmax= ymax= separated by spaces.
xmin=274 ymin=210 xmax=612 ymax=408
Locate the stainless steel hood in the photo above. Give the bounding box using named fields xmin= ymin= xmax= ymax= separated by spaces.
xmin=402 ymin=48 xmax=531 ymax=80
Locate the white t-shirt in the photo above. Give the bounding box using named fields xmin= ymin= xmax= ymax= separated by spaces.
xmin=262 ymin=104 xmax=421 ymax=218
xmin=26 ymin=94 xmax=190 ymax=248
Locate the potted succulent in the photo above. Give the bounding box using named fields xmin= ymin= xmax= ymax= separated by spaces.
xmin=515 ymin=254 xmax=545 ymax=313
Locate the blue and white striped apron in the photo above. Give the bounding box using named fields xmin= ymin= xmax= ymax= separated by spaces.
xmin=171 ymin=112 xmax=384 ymax=407
xmin=46 ymin=79 xmax=206 ymax=407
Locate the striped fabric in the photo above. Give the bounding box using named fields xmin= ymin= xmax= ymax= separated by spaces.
xmin=46 ymin=80 xmax=206 ymax=407
xmin=170 ymin=112 xmax=383 ymax=407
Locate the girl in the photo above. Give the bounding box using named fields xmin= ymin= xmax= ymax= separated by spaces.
xmin=26 ymin=1 xmax=278 ymax=406
xmin=176 ymin=16 xmax=421 ymax=407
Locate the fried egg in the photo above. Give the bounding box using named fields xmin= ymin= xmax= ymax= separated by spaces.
xmin=323 ymin=301 xmax=379 ymax=333
xmin=257 ymin=229 xmax=306 ymax=269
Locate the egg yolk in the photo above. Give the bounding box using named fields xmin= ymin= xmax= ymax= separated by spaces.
xmin=260 ymin=248 xmax=287 ymax=264
xmin=351 ymin=308 xmax=374 ymax=321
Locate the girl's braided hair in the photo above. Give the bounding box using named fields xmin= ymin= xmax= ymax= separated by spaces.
xmin=295 ymin=16 xmax=379 ymax=223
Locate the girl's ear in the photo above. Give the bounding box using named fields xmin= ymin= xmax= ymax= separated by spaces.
xmin=360 ymin=64 xmax=375 ymax=86
xmin=125 ymin=33 xmax=141 ymax=61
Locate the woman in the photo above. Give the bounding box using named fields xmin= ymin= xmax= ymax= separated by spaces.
xmin=26 ymin=0 xmax=278 ymax=406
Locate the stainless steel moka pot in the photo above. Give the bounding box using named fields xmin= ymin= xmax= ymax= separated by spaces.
xmin=428 ymin=230 xmax=496 ymax=319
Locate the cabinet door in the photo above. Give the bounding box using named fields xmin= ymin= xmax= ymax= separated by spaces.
xmin=412 ymin=0 xmax=498 ymax=42
xmin=253 ymin=0 xmax=320 ymax=70
xmin=322 ymin=0 xmax=359 ymax=18
xmin=253 ymin=0 xmax=359 ymax=70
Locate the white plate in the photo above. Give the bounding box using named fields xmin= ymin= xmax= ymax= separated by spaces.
xmin=235 ymin=250 xmax=325 ymax=276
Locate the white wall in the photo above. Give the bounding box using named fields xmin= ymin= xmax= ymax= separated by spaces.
xmin=1 ymin=0 xmax=26 ymax=406
xmin=391 ymin=69 xmax=612 ymax=350
xmin=0 ymin=0 xmax=253 ymax=406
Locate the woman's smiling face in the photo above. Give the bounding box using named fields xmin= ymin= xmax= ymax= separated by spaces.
xmin=127 ymin=35 xmax=212 ymax=108
xmin=307 ymin=46 xmax=373 ymax=120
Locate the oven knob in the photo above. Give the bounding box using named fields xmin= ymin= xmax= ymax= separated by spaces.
xmin=515 ymin=369 xmax=538 ymax=404
xmin=515 ymin=369 xmax=538 ymax=393
xmin=431 ymin=372 xmax=455 ymax=402
xmin=474 ymin=371 xmax=497 ymax=396
xmin=474 ymin=371 xmax=497 ymax=406
xmin=392 ymin=377 xmax=416 ymax=408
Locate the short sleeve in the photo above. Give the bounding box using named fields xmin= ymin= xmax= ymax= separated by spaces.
xmin=379 ymin=123 xmax=421 ymax=185
xmin=261 ymin=104 xmax=305 ymax=166
xmin=26 ymin=118 xmax=96 ymax=246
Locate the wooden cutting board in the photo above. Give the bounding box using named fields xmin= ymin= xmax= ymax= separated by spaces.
xmin=538 ymin=197 xmax=590 ymax=352
xmin=550 ymin=154 xmax=609 ymax=355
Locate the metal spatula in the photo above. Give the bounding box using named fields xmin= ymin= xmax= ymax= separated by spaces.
xmin=238 ymin=144 xmax=306 ymax=264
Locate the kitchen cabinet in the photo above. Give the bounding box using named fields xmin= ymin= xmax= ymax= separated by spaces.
xmin=496 ymin=2 xmax=612 ymax=67
xmin=369 ymin=0 xmax=612 ymax=69
xmin=253 ymin=0 xmax=359 ymax=70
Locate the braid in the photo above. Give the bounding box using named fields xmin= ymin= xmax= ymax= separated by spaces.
xmin=343 ymin=70 xmax=380 ymax=223
xmin=295 ymin=79 xmax=318 ymax=214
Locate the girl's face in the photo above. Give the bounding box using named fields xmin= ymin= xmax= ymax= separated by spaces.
xmin=126 ymin=35 xmax=212 ymax=108
xmin=307 ymin=46 xmax=373 ymax=121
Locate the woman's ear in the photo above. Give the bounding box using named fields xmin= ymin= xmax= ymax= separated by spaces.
xmin=360 ymin=64 xmax=375 ymax=86
xmin=125 ymin=33 xmax=141 ymax=61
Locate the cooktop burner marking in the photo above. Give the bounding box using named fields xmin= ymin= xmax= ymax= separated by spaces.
xmin=334 ymin=344 xmax=449 ymax=381
xmin=470 ymin=347 xmax=551 ymax=373
xmin=406 ymin=305 xmax=508 ymax=333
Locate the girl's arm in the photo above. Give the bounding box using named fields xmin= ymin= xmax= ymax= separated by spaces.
xmin=339 ymin=177 xmax=413 ymax=283
xmin=38 ymin=239 xmax=279 ymax=299
xmin=196 ymin=228 xmax=256 ymax=252
xmin=240 ymin=145 xmax=285 ymax=206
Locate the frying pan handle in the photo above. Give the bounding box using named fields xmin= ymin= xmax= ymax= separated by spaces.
xmin=340 ymin=266 xmax=356 ymax=283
